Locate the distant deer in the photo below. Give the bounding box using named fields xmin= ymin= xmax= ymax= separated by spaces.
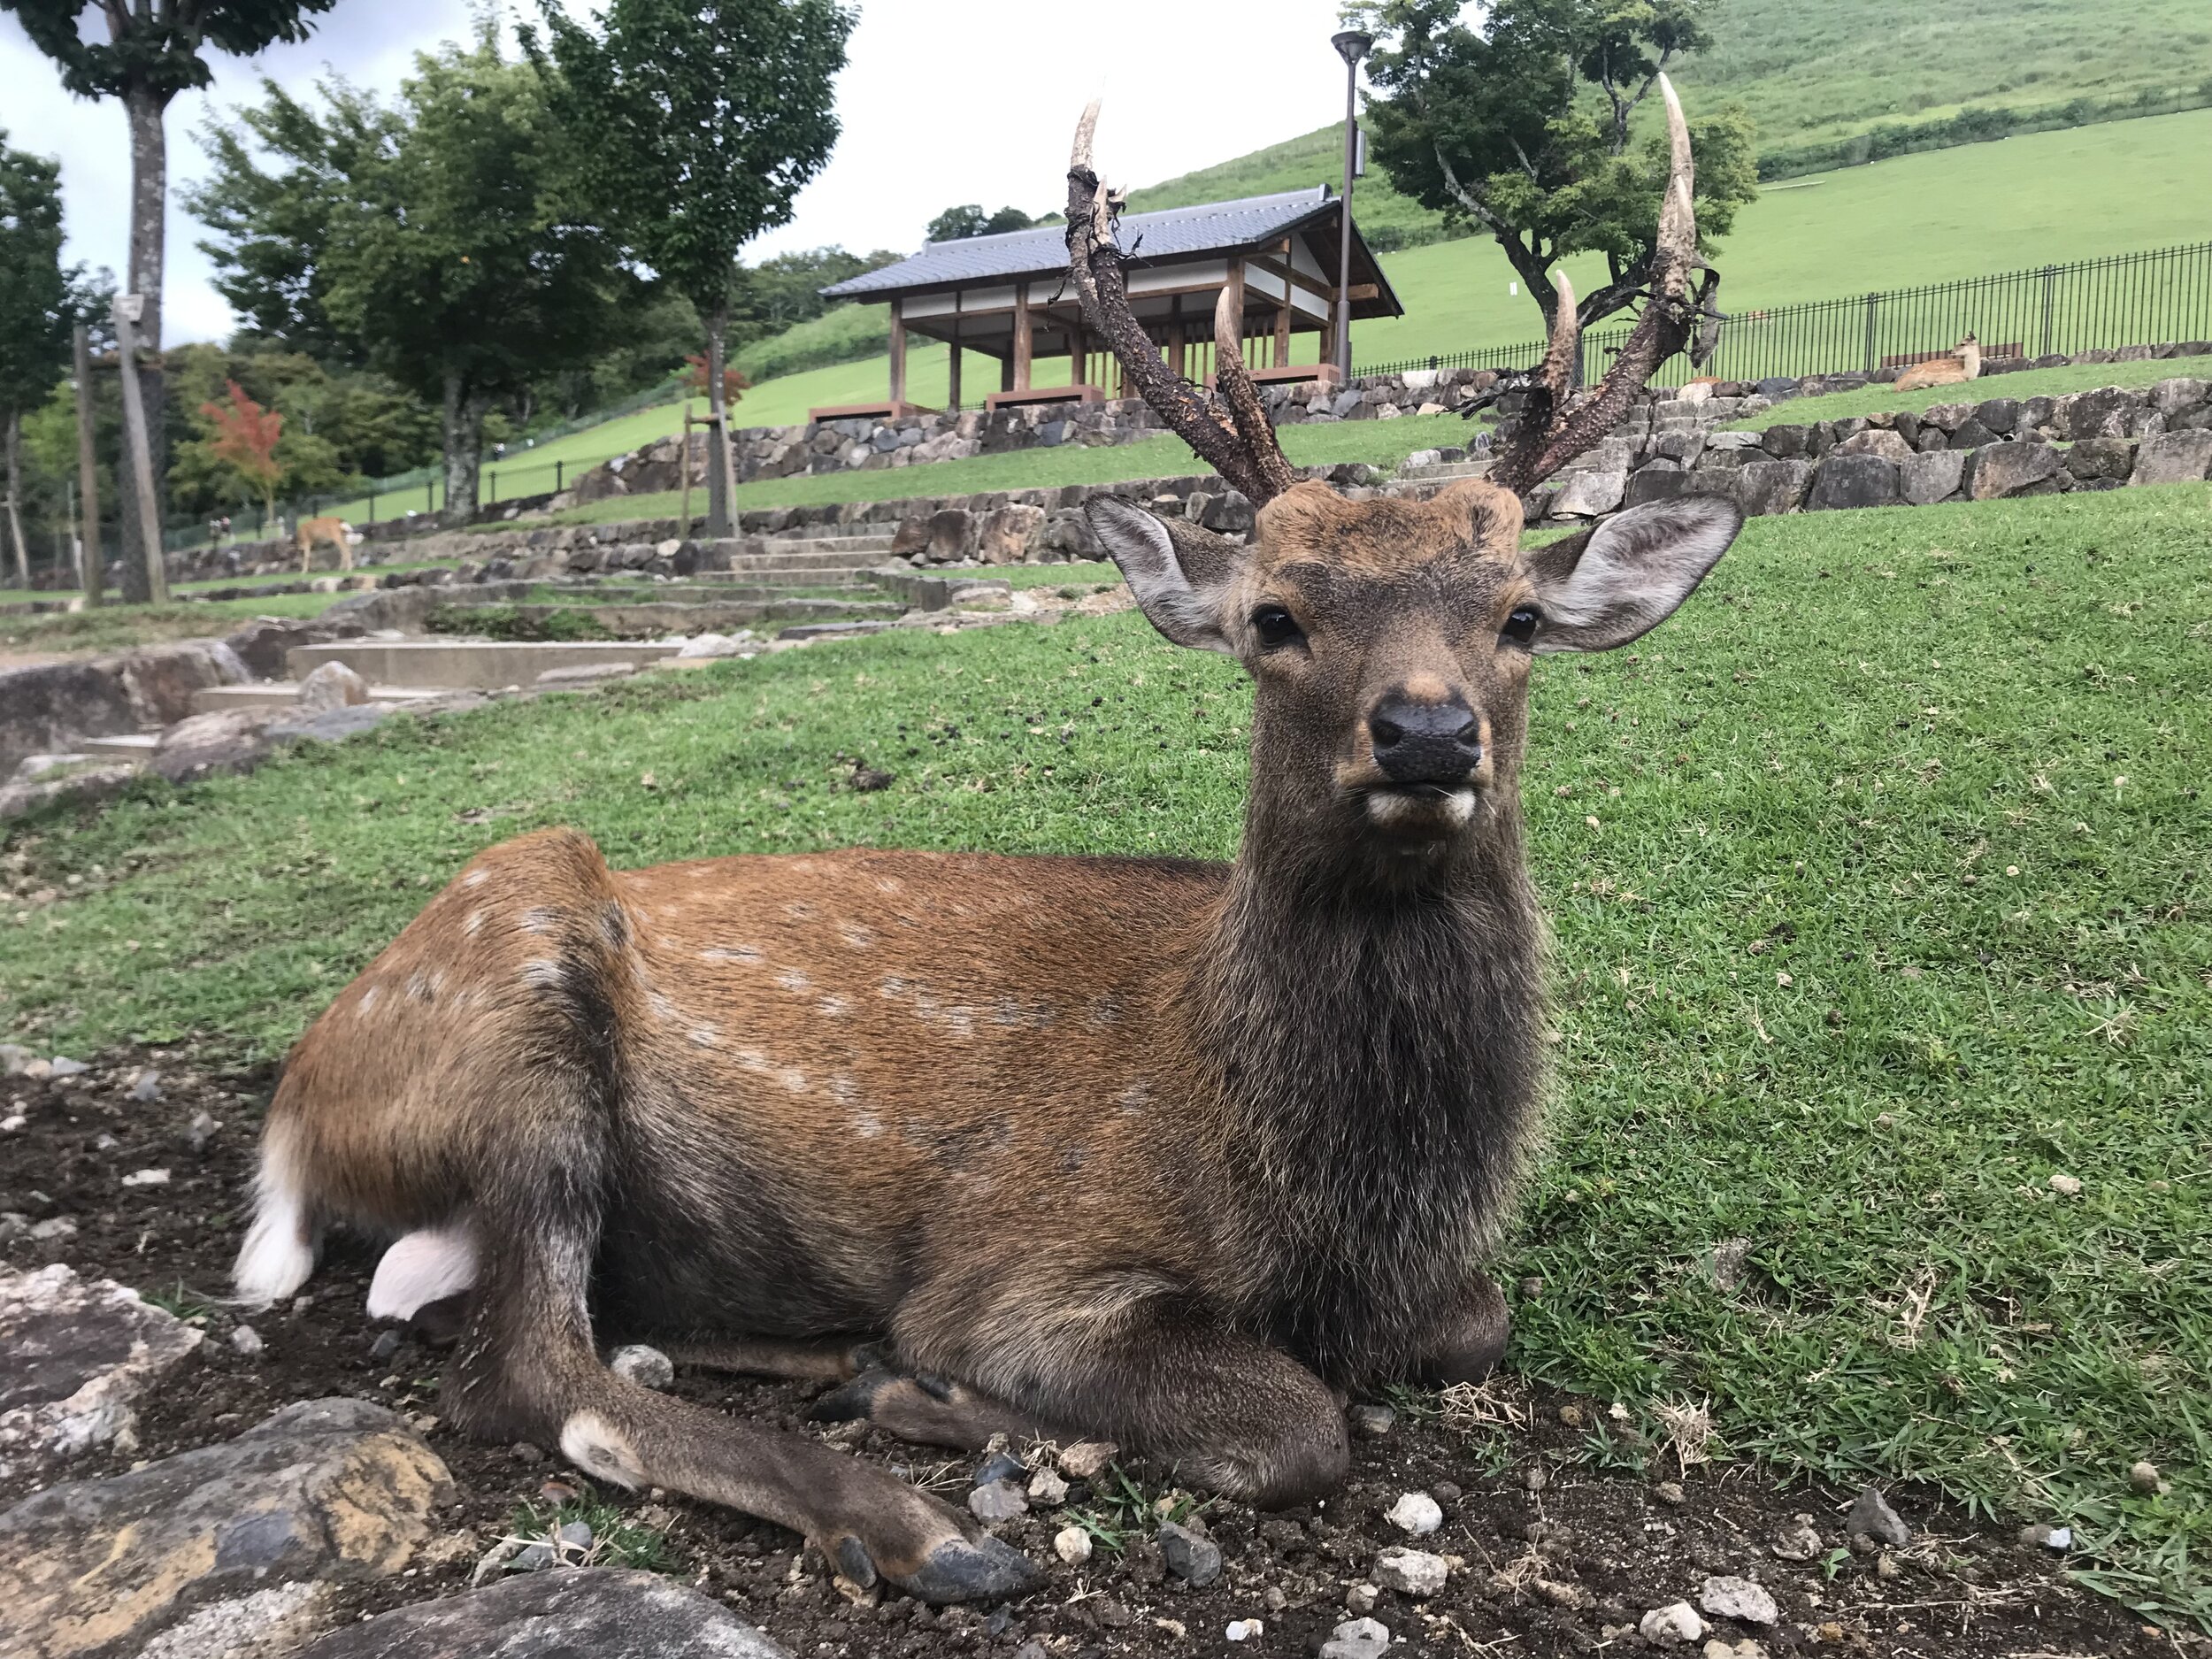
xmin=1892 ymin=333 xmax=1981 ymax=393
xmin=235 ymin=81 xmax=1740 ymax=1602
xmin=295 ymin=515 xmax=356 ymax=573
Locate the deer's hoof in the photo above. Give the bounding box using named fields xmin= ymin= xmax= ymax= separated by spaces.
xmin=898 ymin=1532 xmax=1041 ymax=1604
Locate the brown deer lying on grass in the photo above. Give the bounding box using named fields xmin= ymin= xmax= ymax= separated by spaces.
xmin=235 ymin=81 xmax=1741 ymax=1602
xmin=1892 ymin=333 xmax=1982 ymax=393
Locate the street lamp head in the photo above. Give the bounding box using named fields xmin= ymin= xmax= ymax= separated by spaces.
xmin=1332 ymin=28 xmax=1373 ymax=66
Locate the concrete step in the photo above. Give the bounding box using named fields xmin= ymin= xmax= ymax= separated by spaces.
xmin=191 ymin=682 xmax=451 ymax=715
xmin=287 ymin=639 xmax=685 ymax=691
xmin=1398 ymin=461 xmax=1494 ymax=481
xmin=736 ymin=526 xmax=901 ymax=549
xmin=716 ymin=557 xmax=892 ymax=579
xmin=78 ymin=732 xmax=160 ymax=761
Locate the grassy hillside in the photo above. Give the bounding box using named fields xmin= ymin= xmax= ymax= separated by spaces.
xmin=1125 ymin=124 xmax=1445 ymax=250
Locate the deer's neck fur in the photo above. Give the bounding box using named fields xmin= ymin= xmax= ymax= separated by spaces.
xmin=1182 ymin=802 xmax=1546 ymax=1386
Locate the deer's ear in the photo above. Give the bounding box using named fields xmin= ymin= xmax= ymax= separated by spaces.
xmin=1522 ymin=497 xmax=1741 ymax=655
xmin=1086 ymin=498 xmax=1242 ymax=654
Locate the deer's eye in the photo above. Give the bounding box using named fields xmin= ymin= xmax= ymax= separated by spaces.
xmin=1251 ymin=605 xmax=1304 ymax=649
xmin=1502 ymin=606 xmax=1541 ymax=646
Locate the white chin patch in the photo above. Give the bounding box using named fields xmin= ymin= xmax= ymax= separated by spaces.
xmin=1365 ymin=787 xmax=1479 ymax=834
xmin=366 ymin=1225 xmax=480 ymax=1321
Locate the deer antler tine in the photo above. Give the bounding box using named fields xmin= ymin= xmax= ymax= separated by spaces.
xmin=1071 ymin=98 xmax=1100 ymax=173
xmin=1540 ymin=271 xmax=1579 ymax=405
xmin=1655 ymin=73 xmax=1696 ymax=298
xmin=1211 ymin=286 xmax=1301 ymax=501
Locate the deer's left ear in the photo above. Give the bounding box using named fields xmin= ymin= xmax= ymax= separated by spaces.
xmin=1086 ymin=498 xmax=1244 ymax=654
xmin=1520 ymin=496 xmax=1742 ymax=654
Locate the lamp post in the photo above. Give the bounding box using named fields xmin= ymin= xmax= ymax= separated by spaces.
xmin=1331 ymin=28 xmax=1373 ymax=380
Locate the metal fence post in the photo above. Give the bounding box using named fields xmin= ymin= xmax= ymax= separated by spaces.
xmin=2039 ymin=265 xmax=2057 ymax=357
xmin=1863 ymin=294 xmax=1879 ymax=375
xmin=556 ymin=460 xmax=564 ymax=492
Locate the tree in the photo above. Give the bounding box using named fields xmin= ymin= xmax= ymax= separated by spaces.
xmin=526 ymin=0 xmax=853 ymax=536
xmin=1353 ymin=0 xmax=1756 ymax=339
xmin=1 ymin=0 xmax=336 ymax=595
xmin=925 ymin=204 xmax=1034 ymax=242
xmin=683 ymin=355 xmax=749 ymax=406
xmin=0 ymin=131 xmax=77 ymax=587
xmin=200 ymin=35 xmax=631 ymax=526
xmin=194 ymin=378 xmax=285 ymax=522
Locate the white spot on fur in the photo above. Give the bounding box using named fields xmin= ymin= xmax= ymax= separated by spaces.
xmin=779 ymin=1067 xmax=808 ymax=1093
xmin=1087 ymin=995 xmax=1123 ymax=1029
xmin=784 ymin=901 xmax=819 ymax=922
xmin=521 ymin=958 xmax=562 ymax=988
xmin=939 ymin=1005 xmax=975 ymax=1039
xmin=234 ymin=1123 xmax=317 ymax=1307
xmin=357 ymin=984 xmax=380 ymax=1014
xmin=853 ymin=1110 xmax=883 ymax=1138
xmin=366 ymin=1225 xmax=478 ymax=1320
xmin=649 ymin=993 xmax=676 ymax=1022
xmin=818 ymin=995 xmax=851 ymax=1018
xmin=464 ymin=909 xmax=486 ymax=936
xmin=837 ymin=922 xmax=876 ymax=949
xmin=560 ymin=1409 xmax=646 ymax=1488
xmin=407 ymin=972 xmax=434 ymax=1002
xmin=462 ymin=869 xmax=488 ymax=888
xmin=873 ymin=876 xmax=904 ymax=895
xmin=687 ymin=1025 xmax=719 ymax=1048
xmin=1117 ymin=1080 xmax=1153 ymax=1113
xmin=775 ymin=968 xmax=810 ymax=993
xmin=879 ymin=975 xmax=910 ymax=1000
xmin=701 ymin=946 xmax=762 ymax=966
xmin=521 ymin=907 xmax=558 ymax=933
xmin=826 ymin=1074 xmax=859 ymax=1104
xmin=734 ymin=1048 xmax=771 ymax=1072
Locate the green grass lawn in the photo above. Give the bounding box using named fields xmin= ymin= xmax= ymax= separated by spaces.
xmin=1723 ymin=356 xmax=2198 ymax=430
xmin=5 ymin=485 xmax=2209 ymax=1622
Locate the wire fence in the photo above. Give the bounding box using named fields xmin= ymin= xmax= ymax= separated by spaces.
xmin=1358 ymin=241 xmax=2212 ymax=388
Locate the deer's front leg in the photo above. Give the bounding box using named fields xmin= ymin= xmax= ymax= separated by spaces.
xmin=1411 ymin=1271 xmax=1510 ymax=1386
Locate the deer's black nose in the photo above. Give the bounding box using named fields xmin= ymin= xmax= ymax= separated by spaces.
xmin=1369 ymin=692 xmax=1482 ymax=786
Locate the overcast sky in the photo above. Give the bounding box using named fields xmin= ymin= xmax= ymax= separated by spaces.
xmin=1 ymin=0 xmax=1369 ymax=345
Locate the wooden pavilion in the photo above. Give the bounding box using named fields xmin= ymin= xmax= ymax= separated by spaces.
xmin=812 ymin=188 xmax=1402 ymax=419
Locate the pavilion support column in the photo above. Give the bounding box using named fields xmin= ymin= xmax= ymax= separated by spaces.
xmin=1219 ymin=262 xmax=1246 ymax=382
xmin=1000 ymin=351 xmax=1015 ymax=393
xmin=1013 ymin=284 xmax=1033 ymax=392
xmin=1169 ymin=294 xmax=1186 ymax=381
xmin=1071 ymin=321 xmax=1087 ymax=390
xmin=888 ymin=296 xmax=908 ymax=408
xmin=1275 ymin=299 xmax=1291 ymax=366
xmin=949 ymin=303 xmax=963 ymax=411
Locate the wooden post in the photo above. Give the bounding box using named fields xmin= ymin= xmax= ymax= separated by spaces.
xmin=1013 ymin=284 xmax=1033 ymax=392
xmin=1070 ymin=320 xmax=1087 ymax=390
xmin=1221 ymin=263 xmax=1247 ymax=381
xmin=1000 ymin=350 xmax=1015 ymax=393
xmin=1275 ymin=300 xmax=1292 ymax=367
xmin=72 ymin=324 xmax=103 ymax=604
xmin=888 ymin=296 xmax=908 ymax=409
xmin=679 ymin=400 xmax=695 ymax=540
xmin=111 ymin=297 xmax=167 ymax=604
xmin=1169 ymin=294 xmax=1186 ymax=381
xmin=949 ymin=302 xmax=963 ymax=411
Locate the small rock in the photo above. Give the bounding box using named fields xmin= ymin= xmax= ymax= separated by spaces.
xmin=609 ymin=1344 xmax=674 ymax=1390
xmin=1846 ymin=1485 xmax=1911 ymax=1546
xmin=48 ymin=1057 xmax=88 ymax=1077
xmin=130 ymin=1068 xmax=164 ymax=1102
xmin=1522 ymin=1462 xmax=1548 ymax=1493
xmin=0 ymin=1115 xmax=24 ymax=1133
xmin=231 ymin=1324 xmax=265 ymax=1356
xmin=2048 ymin=1172 xmax=2083 ymax=1196
xmin=1225 ymin=1617 xmax=1263 ymax=1640
xmin=1159 ymin=1519 xmax=1222 ymax=1587
xmin=0 ymin=1263 xmax=204 ymax=1479
xmin=2130 ymin=1460 xmax=2164 ymax=1494
xmin=184 ymin=1110 xmax=218 ymax=1152
xmin=1348 ymin=1402 xmax=1397 ymax=1439
xmin=2019 ymin=1522 xmax=2071 ymax=1551
xmin=1771 ymin=1513 xmax=1822 ymax=1561
xmin=1640 ymin=1601 xmax=1708 ymax=1644
xmin=119 ymin=1167 xmax=171 ymax=1187
xmin=1704 ymin=1641 xmax=1768 ymax=1659
xmin=0 ymin=1043 xmax=34 ymax=1075
xmin=1345 ymin=1582 xmax=1379 ymax=1615
xmin=1386 ymin=1492 xmax=1442 ymax=1536
xmin=1053 ymin=1524 xmax=1093 ymax=1565
xmin=1371 ymin=1546 xmax=1448 ymax=1597
xmin=29 ymin=1217 xmax=76 ymax=1242
xmin=1534 ymin=1578 xmax=1594 ymax=1609
xmin=557 ymin=1519 xmax=594 ymax=1556
xmin=369 ymin=1328 xmax=403 ymax=1363
xmin=1432 ymin=1481 xmax=1461 ymax=1504
xmin=1026 ymin=1466 xmax=1069 ymax=1506
xmin=1875 ymin=1550 xmax=1901 ymax=1580
xmin=1699 ymin=1575 xmax=1778 ymax=1625
xmin=511 ymin=1541 xmax=557 ymax=1572
xmin=973 ymin=1448 xmax=1025 ymax=1486
xmin=1319 ymin=1616 xmax=1393 ymax=1659
xmin=967 ymin=1479 xmax=1027 ymax=1523
xmin=1056 ymin=1439 xmax=1118 ymax=1479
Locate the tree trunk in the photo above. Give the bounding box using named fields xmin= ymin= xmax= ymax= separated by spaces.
xmin=704 ymin=304 xmax=731 ymax=539
xmin=116 ymin=82 xmax=170 ymax=603
xmin=441 ymin=370 xmax=488 ymax=529
xmin=4 ymin=412 xmax=28 ymax=588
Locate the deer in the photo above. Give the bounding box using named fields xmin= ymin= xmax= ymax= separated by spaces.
xmin=1892 ymin=332 xmax=1982 ymax=393
xmin=233 ymin=78 xmax=1742 ymax=1605
xmin=295 ymin=514 xmax=356 ymax=573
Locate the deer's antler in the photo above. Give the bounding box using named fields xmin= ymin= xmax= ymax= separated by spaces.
xmin=1064 ymin=102 xmax=1299 ymax=505
xmin=1490 ymin=73 xmax=1704 ymax=495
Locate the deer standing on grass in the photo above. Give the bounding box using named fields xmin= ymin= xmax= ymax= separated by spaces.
xmin=235 ymin=81 xmax=1741 ymax=1603
xmin=1892 ymin=333 xmax=1982 ymax=393
xmin=295 ymin=514 xmax=357 ymax=573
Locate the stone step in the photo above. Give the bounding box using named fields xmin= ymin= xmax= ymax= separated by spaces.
xmin=715 ymin=557 xmax=893 ymax=579
xmin=287 ymin=639 xmax=686 ymax=691
xmin=1397 ymin=461 xmax=1494 ymax=481
xmin=737 ymin=525 xmax=902 ymax=549
xmin=190 ymin=682 xmax=450 ymax=715
xmin=77 ymin=732 xmax=161 ymax=761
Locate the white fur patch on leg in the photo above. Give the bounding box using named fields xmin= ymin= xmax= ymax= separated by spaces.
xmin=365 ymin=1225 xmax=480 ymax=1321
xmin=233 ymin=1127 xmax=318 ymax=1307
xmin=561 ymin=1409 xmax=646 ymax=1489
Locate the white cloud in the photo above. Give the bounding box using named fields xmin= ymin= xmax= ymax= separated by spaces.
xmin=2 ymin=0 xmax=1363 ymax=345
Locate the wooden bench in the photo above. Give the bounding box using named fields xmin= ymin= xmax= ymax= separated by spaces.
xmin=983 ymin=384 xmax=1107 ymax=411
xmin=1236 ymin=363 xmax=1341 ymax=388
xmin=1881 ymin=342 xmax=2022 ymax=368
xmin=806 ymin=401 xmax=936 ymax=421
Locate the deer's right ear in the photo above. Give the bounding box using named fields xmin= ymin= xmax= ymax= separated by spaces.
xmin=1086 ymin=498 xmax=1242 ymax=654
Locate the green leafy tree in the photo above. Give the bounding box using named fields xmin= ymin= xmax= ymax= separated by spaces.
xmin=0 ymin=131 xmax=79 ymax=587
xmin=1 ymin=0 xmax=336 ymax=594
xmin=1352 ymin=0 xmax=1756 ymax=338
xmin=526 ymin=0 xmax=853 ymax=535
xmin=197 ymin=35 xmax=630 ymax=526
xmin=925 ymin=204 xmax=1034 ymax=242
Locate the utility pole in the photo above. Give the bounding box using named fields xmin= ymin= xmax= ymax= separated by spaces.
xmin=111 ymin=296 xmax=168 ymax=603
xmin=1331 ymin=28 xmax=1373 ymax=380
xmin=73 ymin=324 xmax=104 ymax=605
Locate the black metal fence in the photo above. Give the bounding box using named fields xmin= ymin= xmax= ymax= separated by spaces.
xmin=1359 ymin=241 xmax=2212 ymax=388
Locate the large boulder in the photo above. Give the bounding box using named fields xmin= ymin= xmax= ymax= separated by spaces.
xmin=921 ymin=508 xmax=978 ymax=563
xmin=1548 ymin=469 xmax=1626 ymax=518
xmin=0 ymin=1264 xmax=204 ymax=1481
xmin=1968 ymin=442 xmax=2065 ymax=500
xmin=292 ymin=1569 xmax=788 ymax=1659
xmin=2064 ymin=437 xmax=2138 ymax=482
xmin=1737 ymin=458 xmax=1814 ymax=517
xmin=2055 ymin=385 xmax=2139 ymax=441
xmin=1 ymin=1397 xmax=449 ymax=1659
xmin=2150 ymin=377 xmax=2208 ymax=419
xmin=295 ymin=661 xmax=373 ymax=714
xmin=975 ymin=504 xmax=1047 ymax=565
xmin=0 ymin=641 xmax=248 ymax=774
xmin=1898 ymin=449 xmax=1967 ymax=506
xmin=1757 ymin=424 xmax=1809 ymax=459
xmin=222 ymin=616 xmax=369 ymax=680
xmin=2129 ymin=430 xmax=2212 ymax=486
xmin=1832 ymin=429 xmax=1916 ymax=463
xmin=1806 ymin=454 xmax=1901 ymax=511
xmin=1623 ymin=463 xmax=1686 ymax=508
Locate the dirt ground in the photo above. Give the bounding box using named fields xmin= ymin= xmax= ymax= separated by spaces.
xmin=1 ymin=1051 xmax=2190 ymax=1659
